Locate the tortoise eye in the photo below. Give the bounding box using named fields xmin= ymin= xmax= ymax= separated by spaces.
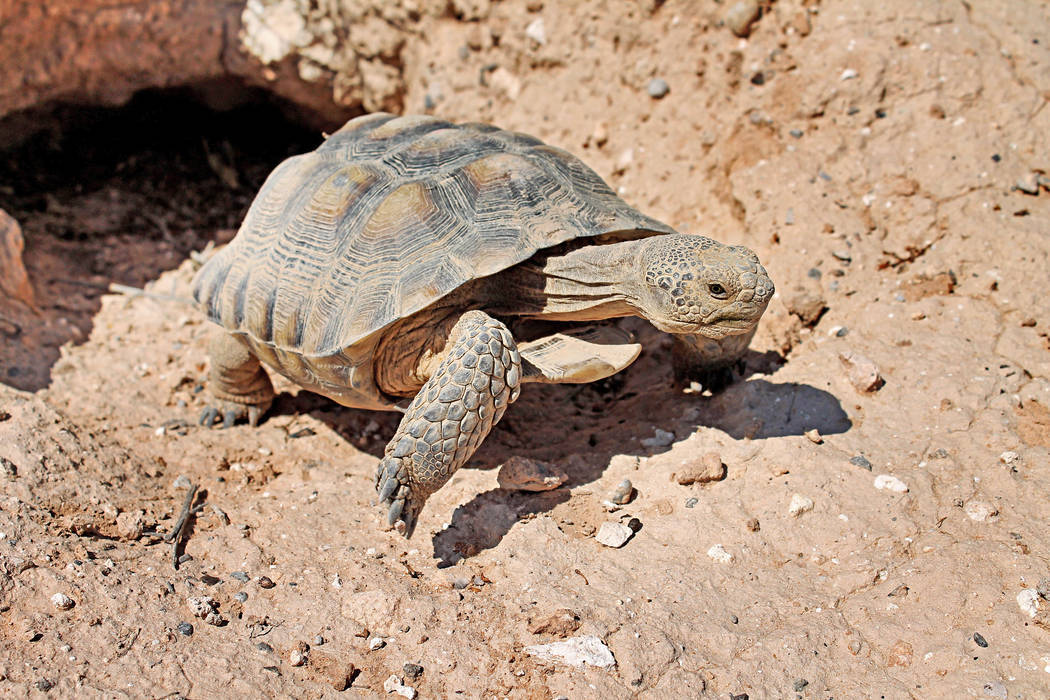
xmin=708 ymin=283 xmax=728 ymax=298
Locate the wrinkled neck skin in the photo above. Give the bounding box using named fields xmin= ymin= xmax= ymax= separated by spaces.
xmin=487 ymin=238 xmax=646 ymax=321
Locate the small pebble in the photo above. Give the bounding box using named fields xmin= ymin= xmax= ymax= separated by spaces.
xmin=231 ymin=571 xmax=250 ymax=582
xmin=173 ymin=475 xmax=192 ymax=490
xmin=289 ymin=649 xmax=306 ymax=667
xmin=608 ymin=479 xmax=634 ymax=505
xmin=595 ymin=522 xmax=634 ymax=548
xmin=257 ymin=576 xmax=275 ymax=589
xmin=790 ymin=128 xmax=804 ymax=139
xmin=641 ymin=428 xmax=675 ymax=448
xmin=745 ymin=518 xmax=760 ymax=532
xmin=646 ymin=78 xmax=670 ymax=99
xmin=848 ymin=639 xmax=862 ymax=655
xmin=804 ymin=428 xmax=823 ymax=444
xmin=729 ymin=614 xmax=739 ymax=624
xmin=874 ymin=474 xmax=909 ymax=493
xmin=177 ymin=622 xmax=194 ymax=636
xmin=1017 ymin=589 xmax=1041 ymax=618
xmin=840 ymin=68 xmax=858 ymax=81
xmin=725 ymin=0 xmax=760 ymax=37
xmin=403 ymin=663 xmax=424 ymax=679
xmin=256 ymin=641 xmax=274 ymax=653
xmin=706 ymin=544 xmax=733 ymax=564
xmin=369 ymin=636 xmax=386 ymax=651
xmin=850 ymin=455 xmax=872 ymax=470
xmin=51 ymin=593 xmax=75 ymax=611
xmin=233 ymin=592 xmax=248 ymax=603
xmin=973 ymin=632 xmax=988 ymax=647
xmin=793 ymin=679 xmax=809 ymax=692
xmin=784 ymin=208 xmax=795 ymax=225
xmin=788 ymin=493 xmax=814 ymax=518
xmin=1015 ymin=173 xmax=1040 ymax=195
xmin=452 ymin=577 xmax=470 ymax=590
xmin=314 ymin=635 xmax=326 ymax=646
xmin=525 ymin=17 xmax=546 ymax=45
xmin=964 ymin=501 xmax=998 ymax=521
xmin=35 ymin=679 xmax=53 ymax=692
xmin=383 ymin=675 xmax=417 ymax=699
xmin=839 ymin=351 xmax=883 ymax=392
xmin=200 ymin=574 xmax=221 ymax=585
xmin=999 ymin=451 xmax=1020 ymax=465
xmin=806 ymin=267 xmax=822 ymax=279
xmin=685 ymin=497 xmax=698 ymax=509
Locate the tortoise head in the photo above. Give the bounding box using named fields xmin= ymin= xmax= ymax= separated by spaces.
xmin=634 ymin=234 xmax=774 ymax=339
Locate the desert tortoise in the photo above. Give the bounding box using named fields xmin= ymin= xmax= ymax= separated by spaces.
xmin=192 ymin=113 xmax=774 ymax=536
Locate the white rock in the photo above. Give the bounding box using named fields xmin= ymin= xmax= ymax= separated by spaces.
xmin=707 ymin=544 xmax=734 ymax=564
xmin=289 ymin=649 xmax=305 ymax=666
xmin=999 ymin=451 xmax=1020 ymax=465
xmin=51 ymin=593 xmax=75 ymax=610
xmin=840 ymin=68 xmax=858 ymax=80
xmin=789 ymin=493 xmax=814 ymax=517
xmin=964 ymin=501 xmax=998 ymax=522
xmin=874 ymin=474 xmax=909 ymax=493
xmin=369 ymin=636 xmax=387 ymax=650
xmin=595 ymin=522 xmax=633 ymax=548
xmin=525 ymin=18 xmax=547 ymax=45
xmin=1017 ymin=589 xmax=1041 ymax=618
xmin=524 ymin=635 xmax=616 ymax=668
xmin=383 ymin=675 xmax=416 ymax=698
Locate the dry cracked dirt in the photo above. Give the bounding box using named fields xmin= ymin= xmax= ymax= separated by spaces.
xmin=1 ymin=0 xmax=1049 ymax=698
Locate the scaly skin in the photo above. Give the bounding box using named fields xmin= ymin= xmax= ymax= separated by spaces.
xmin=374 ymin=311 xmax=521 ymax=537
xmin=199 ymin=331 xmax=274 ymax=429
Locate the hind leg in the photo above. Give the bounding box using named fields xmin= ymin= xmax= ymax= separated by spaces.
xmin=375 ymin=311 xmax=521 ymax=538
xmin=199 ymin=331 xmax=274 ymax=429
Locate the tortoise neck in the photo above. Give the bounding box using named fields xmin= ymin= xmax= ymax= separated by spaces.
xmin=491 ymin=238 xmax=647 ymax=321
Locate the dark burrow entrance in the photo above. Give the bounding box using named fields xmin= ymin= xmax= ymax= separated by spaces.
xmin=0 ymin=82 xmax=326 ymax=391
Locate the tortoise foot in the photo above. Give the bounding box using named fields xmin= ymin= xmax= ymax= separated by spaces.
xmin=374 ymin=311 xmax=522 ymax=538
xmin=198 ymin=399 xmax=268 ymax=429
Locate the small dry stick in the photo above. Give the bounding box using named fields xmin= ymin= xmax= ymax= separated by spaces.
xmin=167 ymin=483 xmax=199 ymax=570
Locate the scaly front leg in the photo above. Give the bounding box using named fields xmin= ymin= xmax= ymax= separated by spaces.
xmin=375 ymin=311 xmax=521 ymax=537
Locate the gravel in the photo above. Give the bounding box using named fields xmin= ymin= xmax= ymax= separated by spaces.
xmin=707 ymin=544 xmax=733 ymax=564
xmin=850 ymin=455 xmax=873 ymax=470
xmin=177 ymin=622 xmax=194 ymax=636
xmin=230 ymin=571 xmax=250 ymax=582
xmin=788 ymin=493 xmax=814 ymax=517
xmin=51 ymin=593 xmax=74 ymax=610
xmin=973 ymin=632 xmax=988 ymax=647
xmin=403 ymin=663 xmax=424 ymax=679
xmin=257 ymin=576 xmax=275 ymax=589
xmin=646 ymin=78 xmax=670 ymax=99
xmin=233 ymin=592 xmax=248 ymax=603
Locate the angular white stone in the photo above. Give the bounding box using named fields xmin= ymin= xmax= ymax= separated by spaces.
xmin=383 ymin=675 xmax=416 ymax=699
xmin=1017 ymin=589 xmax=1041 ymax=618
xmin=524 ymin=635 xmax=616 ymax=668
xmin=874 ymin=474 xmax=908 ymax=493
xmin=595 ymin=522 xmax=633 ymax=548
xmin=789 ymin=493 xmax=814 ymax=517
xmin=707 ymin=544 xmax=734 ymax=564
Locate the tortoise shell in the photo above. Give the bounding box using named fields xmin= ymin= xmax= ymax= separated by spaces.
xmin=192 ymin=113 xmax=675 ymax=357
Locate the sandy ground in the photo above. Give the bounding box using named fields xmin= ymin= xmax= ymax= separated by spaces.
xmin=2 ymin=0 xmax=1050 ymax=697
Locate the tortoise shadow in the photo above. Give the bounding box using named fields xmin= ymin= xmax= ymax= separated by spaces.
xmin=428 ymin=358 xmax=851 ymax=566
xmin=269 ymin=343 xmax=851 ymax=567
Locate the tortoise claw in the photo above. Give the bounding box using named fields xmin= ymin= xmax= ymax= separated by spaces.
xmin=222 ymin=409 xmax=238 ymax=429
xmin=376 ymin=459 xmax=420 ymax=538
xmin=199 ymin=406 xmax=219 ymax=427
xmin=248 ymin=405 xmax=263 ymax=427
